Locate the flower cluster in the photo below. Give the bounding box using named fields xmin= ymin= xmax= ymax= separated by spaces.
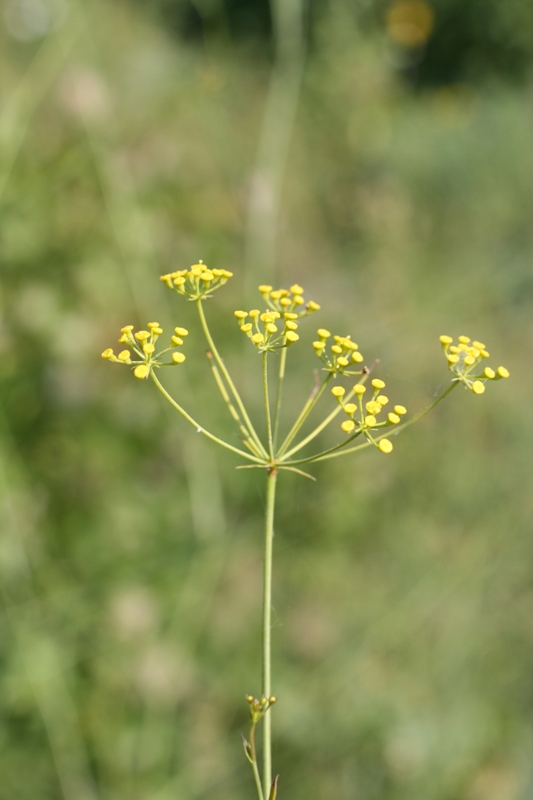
xmin=234 ymin=308 xmax=300 ymax=352
xmin=245 ymin=694 xmax=277 ymax=725
xmin=258 ymin=283 xmax=320 ymax=318
xmin=439 ymin=335 xmax=510 ymax=394
xmin=102 ymin=323 xmax=188 ymax=379
xmin=160 ymin=261 xmax=233 ymax=301
xmin=313 ymin=329 xmax=365 ymax=376
xmin=331 ymin=378 xmax=407 ymax=454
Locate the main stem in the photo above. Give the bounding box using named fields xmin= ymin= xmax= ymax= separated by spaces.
xmin=262 ymin=468 xmax=278 ymax=797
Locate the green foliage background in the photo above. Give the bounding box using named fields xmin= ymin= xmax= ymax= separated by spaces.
xmin=0 ymin=1 xmax=531 ymax=798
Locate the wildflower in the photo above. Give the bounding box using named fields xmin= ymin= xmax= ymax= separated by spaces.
xmin=236 ymin=304 xmax=301 ymax=353
xmin=160 ymin=261 xmax=233 ymax=300
xmin=102 ymin=323 xmax=188 ymax=378
xmin=314 ymin=330 xmax=365 ymax=376
xmin=259 ymin=283 xmax=321 ymax=319
xmin=439 ymin=335 xmax=510 ymax=394
xmin=335 ymin=376 xmax=407 ymax=453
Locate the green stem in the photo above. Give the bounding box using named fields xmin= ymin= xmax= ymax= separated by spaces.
xmin=277 ymin=374 xmax=332 ymax=457
xmin=272 ymin=347 xmax=287 ymax=448
xmin=250 ymin=725 xmax=265 ymax=800
xmin=262 ymin=469 xmax=278 ymax=797
xmin=151 ymin=372 xmax=264 ymax=464
xmin=206 ymin=352 xmax=264 ymax=458
xmin=263 ymin=353 xmax=274 ymax=459
xmin=196 ymin=300 xmax=267 ymax=458
xmin=281 ymin=393 xmax=344 ymax=459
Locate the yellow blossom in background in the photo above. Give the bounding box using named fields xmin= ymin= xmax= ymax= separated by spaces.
xmin=160 ymin=261 xmax=233 ymax=300
xmin=439 ymin=335 xmax=509 ymax=394
xmin=102 ymin=323 xmax=188 ymax=379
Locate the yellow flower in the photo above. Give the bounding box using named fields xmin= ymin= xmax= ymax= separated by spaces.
xmin=353 ymin=384 xmax=366 ymax=395
xmin=341 ymin=420 xmax=356 ymax=433
xmin=394 ymin=405 xmax=407 ymax=415
xmin=101 ymin=348 xmax=114 ymax=359
xmin=371 ymin=379 xmax=385 ymax=390
xmin=364 ymin=415 xmax=377 ymax=427
xmin=497 ymin=366 xmax=509 ymax=379
xmin=471 ymin=381 xmax=485 ymax=395
xmin=378 ymin=439 xmax=393 ymax=454
xmin=331 ymin=386 xmax=345 ymax=398
xmin=172 ymin=352 xmax=186 ymax=364
xmin=134 ymin=365 xmax=150 ymax=379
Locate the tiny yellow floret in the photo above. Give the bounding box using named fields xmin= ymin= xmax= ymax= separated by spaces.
xmin=175 ymin=327 xmax=189 ymax=337
xmin=117 ymin=350 xmax=131 ymax=363
xmin=331 ymin=386 xmax=346 ymax=397
xmin=376 ymin=395 xmax=389 ymax=406
xmin=388 ymin=413 xmax=400 ymax=424
xmin=471 ymin=381 xmax=485 ymax=394
xmin=472 ymin=340 xmax=486 ymax=350
xmin=148 ymin=322 xmax=160 ymax=329
xmin=134 ymin=364 xmax=150 ymax=379
xmin=336 ymin=357 xmax=349 ymax=367
xmin=285 ymin=331 xmax=299 ymax=343
xmin=266 ymin=323 xmax=278 ymax=334
xmin=142 ymin=343 xmax=155 ymax=355
xmin=446 ymin=354 xmax=459 ymax=364
xmin=364 ymin=415 xmax=377 ymax=427
xmin=353 ymin=384 xmax=366 ymax=395
xmin=341 ymin=420 xmax=356 ymax=433
xmin=317 ymin=328 xmax=331 ymax=339
xmin=241 ymin=323 xmax=253 ymax=333
xmin=439 ymin=335 xmax=453 ymax=344
xmin=394 ymin=405 xmax=407 ymax=415
xmin=307 ymin=301 xmax=320 ymax=311
xmin=458 ymin=335 xmax=470 ymax=344
xmin=378 ymin=439 xmax=393 ymax=454
xmin=352 ymin=352 xmax=364 ymax=363
xmin=251 ymin=333 xmax=264 ymax=344
xmin=371 ymin=379 xmax=385 ymax=389
xmin=290 ymin=284 xmax=304 ymax=294
xmin=172 ymin=336 xmax=183 ymax=346
xmin=249 ymin=309 xmax=260 ymax=318
xmin=234 ymin=310 xmax=248 ymax=319
xmin=172 ymin=352 xmax=186 ymax=364
xmin=497 ymin=366 xmax=509 ymax=378
xmin=101 ymin=348 xmax=114 ymax=359
xmin=121 ymin=325 xmax=134 ymax=333
xmin=484 ymin=367 xmax=495 ymax=379
xmin=344 ymin=403 xmax=357 ymax=415
xmin=366 ymin=400 xmax=382 ymax=415
xmin=135 ymin=330 xmax=150 ymax=341
xmin=313 ymin=341 xmax=325 ymax=351
xmin=285 ymin=321 xmax=298 ymax=331
xmin=258 ymin=285 xmax=272 ymax=293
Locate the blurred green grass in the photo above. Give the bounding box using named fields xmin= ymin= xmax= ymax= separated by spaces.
xmin=0 ymin=1 xmax=531 ymax=799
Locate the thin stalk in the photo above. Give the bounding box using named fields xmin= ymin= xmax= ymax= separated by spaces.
xmin=271 ymin=347 xmax=287 ymax=448
xmin=282 ymin=385 xmax=350 ymax=459
xmin=250 ymin=725 xmax=265 ymax=800
xmin=196 ymin=299 xmax=267 ymax=458
xmin=151 ymin=373 xmax=264 ymax=464
xmin=206 ymin=352 xmax=264 ymax=458
xmin=262 ymin=469 xmax=278 ymax=797
xmin=263 ymin=354 xmax=274 ymax=459
xmin=277 ymin=374 xmax=332 ymax=456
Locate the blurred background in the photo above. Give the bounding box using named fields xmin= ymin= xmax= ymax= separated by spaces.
xmin=1 ymin=0 xmax=532 ymax=798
